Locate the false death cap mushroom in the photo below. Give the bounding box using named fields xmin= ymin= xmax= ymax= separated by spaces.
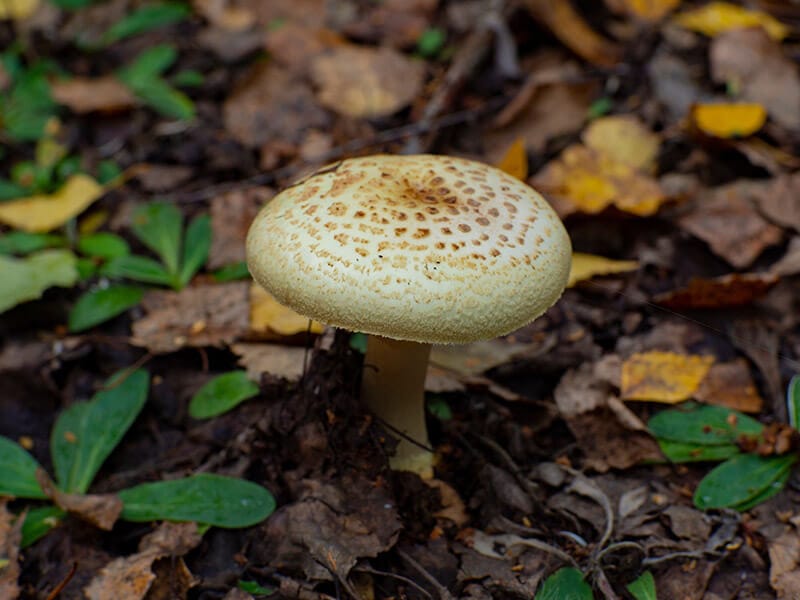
xmin=246 ymin=154 xmax=571 ymax=477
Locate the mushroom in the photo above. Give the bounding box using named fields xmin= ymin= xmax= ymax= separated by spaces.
xmin=246 ymin=154 xmax=571 ymax=477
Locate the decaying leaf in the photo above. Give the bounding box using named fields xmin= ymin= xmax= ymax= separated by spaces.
xmin=131 ymin=282 xmax=251 ymax=353
xmin=605 ymin=0 xmax=680 ymax=21
xmin=673 ymin=1 xmax=789 ymax=41
xmin=209 ymin=186 xmax=272 ymax=269
xmin=495 ymin=138 xmax=528 ymax=181
xmin=691 ymin=102 xmax=767 ymax=138
xmin=0 ymin=500 xmax=22 ymax=600
xmin=769 ymin=525 xmax=800 ymax=598
xmin=694 ymin=359 xmax=764 ymax=413
xmin=621 ymin=351 xmax=714 ymax=403
xmin=0 ymin=249 xmax=78 ymax=314
xmin=568 ymin=252 xmax=638 ymax=288
xmin=250 ymin=285 xmax=324 ymax=338
xmin=752 ymin=173 xmax=800 ymax=233
xmin=51 ymin=76 xmax=137 ymax=114
xmin=231 ymin=343 xmax=308 ymax=382
xmin=654 ymin=272 xmax=779 ymax=309
xmin=84 ymin=522 xmax=202 ymax=600
xmin=0 ymin=174 xmax=104 ymax=232
xmin=310 ymin=45 xmax=425 ymax=119
xmin=36 ymin=469 xmax=122 ymax=531
xmin=0 ymin=0 xmax=38 ymax=20
xmin=582 ymin=115 xmax=661 ymax=173
xmin=193 ymin=0 xmax=256 ymax=30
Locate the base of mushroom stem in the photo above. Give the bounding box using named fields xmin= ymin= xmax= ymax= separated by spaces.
xmin=389 ymin=446 xmax=434 ymax=480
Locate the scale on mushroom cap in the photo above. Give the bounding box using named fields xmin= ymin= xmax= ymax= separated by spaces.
xmin=246 ymin=154 xmax=571 ymax=477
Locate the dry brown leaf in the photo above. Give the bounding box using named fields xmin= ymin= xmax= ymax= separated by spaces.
xmin=495 ymin=138 xmax=528 ymax=181
xmin=250 ymin=285 xmax=324 ymax=337
xmin=310 ymin=45 xmax=425 ymax=119
xmin=209 ymin=186 xmax=272 ymax=269
xmin=674 ymin=1 xmax=789 ymax=40
xmin=223 ymin=63 xmax=329 ymax=148
xmin=37 ymin=469 xmax=122 ymax=531
xmin=84 ymin=522 xmax=201 ymax=600
xmin=678 ymin=184 xmax=783 ymax=268
xmin=710 ymin=27 xmax=800 ymax=130
xmin=50 ymin=76 xmax=136 ymax=113
xmin=131 ymin=282 xmax=251 ymax=353
xmin=192 ymin=0 xmax=255 ymax=30
xmin=130 ymin=164 xmax=194 ymax=193
xmin=771 ymin=237 xmax=800 ymax=277
xmin=752 ymin=173 xmax=800 ymax=233
xmin=621 ymin=351 xmax=715 ymax=403
xmin=654 ymin=272 xmax=779 ymax=309
xmin=694 ymin=359 xmax=764 ymax=413
xmin=582 ymin=115 xmax=661 ymax=173
xmin=691 ymin=102 xmax=767 ymax=138
xmin=264 ymin=24 xmax=341 ymax=74
xmin=231 ymin=343 xmax=308 ymax=381
xmin=568 ymin=252 xmax=638 ymax=287
xmin=0 ymin=500 xmax=21 ymax=600
xmin=769 ymin=527 xmax=800 ymax=598
xmin=532 ymin=144 xmax=667 ymax=217
xmin=428 ymin=479 xmax=469 ymax=527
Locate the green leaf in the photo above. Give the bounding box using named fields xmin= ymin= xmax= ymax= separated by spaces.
xmin=119 ymin=473 xmax=276 ymax=528
xmin=694 ymin=454 xmax=797 ymax=511
xmin=51 ymin=369 xmax=150 ymax=493
xmin=427 ymin=396 xmax=453 ymax=421
xmin=118 ymin=45 xmax=178 ymax=85
xmin=189 ymin=371 xmax=260 ymax=419
xmin=349 ymin=332 xmax=367 ymax=354
xmin=133 ymin=77 xmax=195 ymax=120
xmin=77 ymin=232 xmax=131 ymax=260
xmin=97 ymin=160 xmax=123 ymax=185
xmin=172 ymin=69 xmax=205 ymax=87
xmin=648 ymin=404 xmax=763 ymax=446
xmin=76 ymin=257 xmax=97 ymax=280
xmin=130 ymin=201 xmax=182 ymax=275
xmin=101 ymin=254 xmax=173 ymax=286
xmin=535 ymin=567 xmax=593 ymax=600
xmin=0 ymin=231 xmax=65 ymax=255
xmin=212 ymin=261 xmax=250 ymax=282
xmin=417 ymin=28 xmax=446 ymax=58
xmin=732 ymin=466 xmax=792 ymax=512
xmin=49 ymin=0 xmax=94 ymax=8
xmin=657 ymin=439 xmax=740 ymax=463
xmin=0 ymin=65 xmax=57 ymax=141
xmin=100 ymin=3 xmax=191 ymax=46
xmin=68 ymin=285 xmax=144 ymax=332
xmin=627 ymin=571 xmax=657 ymax=600
xmin=588 ymin=97 xmax=614 ymax=120
xmin=20 ymin=506 xmax=66 ymax=548
xmin=0 ymin=249 xmax=78 ymax=314
xmin=0 ymin=178 xmax=31 ymax=201
xmin=0 ymin=436 xmax=47 ymax=499
xmin=238 ymin=580 xmax=275 ymax=596
xmin=787 ymin=375 xmax=800 ymax=430
xmin=179 ymin=213 xmax=210 ymax=287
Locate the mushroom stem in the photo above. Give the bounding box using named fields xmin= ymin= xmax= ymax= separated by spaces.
xmin=361 ymin=335 xmax=434 ymax=478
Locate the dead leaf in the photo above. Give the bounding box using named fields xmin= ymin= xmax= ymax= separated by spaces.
xmin=131 ymin=164 xmax=194 ymax=193
xmin=654 ymin=560 xmax=716 ymax=600
xmin=621 ymin=351 xmax=714 ymax=403
xmin=50 ymin=76 xmax=137 ymax=113
xmin=131 ymin=282 xmax=251 ymax=353
xmin=691 ymin=102 xmax=767 ymax=138
xmin=495 ymin=138 xmax=528 ymax=181
xmin=250 ymin=285 xmax=324 ymax=337
xmin=430 ymin=339 xmax=530 ymax=376
xmin=674 ymin=1 xmax=789 ymax=40
xmin=0 ymin=500 xmax=21 ymax=600
xmin=193 ymin=0 xmax=256 ymax=30
xmin=729 ymin=319 xmax=783 ymax=420
xmin=231 ymin=343 xmax=307 ymax=381
xmin=427 ymin=479 xmax=469 ymax=527
xmin=582 ymin=115 xmax=661 ymax=173
xmin=769 ymin=527 xmax=800 ymax=598
xmin=710 ymin=27 xmax=800 ymax=130
xmin=771 ymin=237 xmax=800 ymax=277
xmin=752 ymin=173 xmax=800 ymax=233
xmin=264 ymin=24 xmax=342 ymax=74
xmin=678 ymin=183 xmax=783 ymax=268
xmin=568 ymin=253 xmax=638 ymax=287
xmin=605 ymin=0 xmax=680 ymax=21
xmin=310 ymin=45 xmax=425 ymax=119
xmin=85 ymin=522 xmax=201 ymax=600
xmin=209 ymin=186 xmax=273 ymax=269
xmin=223 ymin=62 xmax=330 ymax=148
xmin=532 ymin=143 xmax=667 ymax=217
xmin=0 ymin=174 xmax=104 ymax=232
xmin=37 ymin=469 xmax=122 ymax=530
xmin=654 ymin=272 xmax=779 ymax=309
xmin=694 ymin=359 xmax=764 ymax=413
xmin=0 ymin=0 xmax=39 ymax=20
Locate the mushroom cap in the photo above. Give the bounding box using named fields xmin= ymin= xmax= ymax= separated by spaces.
xmin=246 ymin=154 xmax=571 ymax=344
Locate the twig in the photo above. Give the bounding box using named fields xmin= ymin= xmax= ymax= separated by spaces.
xmin=397 ymin=549 xmax=456 ymax=600
xmin=355 ymin=565 xmax=433 ymax=600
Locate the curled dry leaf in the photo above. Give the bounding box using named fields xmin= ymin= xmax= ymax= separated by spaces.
xmin=621 ymin=351 xmax=714 ymax=403
xmin=654 ymin=272 xmax=779 ymax=309
xmin=710 ymin=27 xmax=800 ymax=131
xmin=310 ymin=45 xmax=425 ymax=119
xmin=673 ymin=1 xmax=789 ymax=40
xmin=131 ymin=282 xmax=251 ymax=353
xmin=50 ymin=76 xmax=137 ymax=114
xmin=694 ymin=358 xmax=764 ymax=413
xmin=36 ymin=469 xmax=122 ymax=531
xmin=691 ymin=102 xmax=767 ymax=138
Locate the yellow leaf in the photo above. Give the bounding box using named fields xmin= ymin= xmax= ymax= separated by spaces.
xmin=621 ymin=351 xmax=715 ymax=403
xmin=250 ymin=284 xmax=324 ymax=337
xmin=495 ymin=138 xmax=528 ymax=180
xmin=0 ymin=0 xmax=39 ymax=20
xmin=613 ymin=0 xmax=680 ymax=21
xmin=568 ymin=252 xmax=638 ymax=287
xmin=582 ymin=115 xmax=661 ymax=173
xmin=0 ymin=174 xmax=104 ymax=233
xmin=691 ymin=102 xmax=767 ymax=138
xmin=674 ymin=1 xmax=789 ymax=41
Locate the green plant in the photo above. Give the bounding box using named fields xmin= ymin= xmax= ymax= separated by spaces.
xmin=0 ymin=50 xmax=59 ymax=141
xmin=189 ymin=371 xmax=260 ymax=419
xmin=535 ymin=567 xmax=592 ymax=599
xmin=0 ymin=368 xmax=275 ymax=547
xmin=649 ymin=403 xmax=798 ymax=511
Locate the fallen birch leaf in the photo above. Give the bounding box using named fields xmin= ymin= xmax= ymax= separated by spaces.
xmin=568 ymin=252 xmax=638 ymax=287
xmin=673 ymin=1 xmax=789 ymax=41
xmin=0 ymin=0 xmax=38 ymax=20
xmin=51 ymin=76 xmax=137 ymax=113
xmin=250 ymin=284 xmax=324 ymax=337
xmin=653 ymin=272 xmax=779 ymax=309
xmin=621 ymin=351 xmax=714 ymax=403
xmin=582 ymin=115 xmax=661 ymax=173
xmin=691 ymin=102 xmax=767 ymax=138
xmin=310 ymin=45 xmax=424 ymax=119
xmin=605 ymin=0 xmax=679 ymax=21
xmin=0 ymin=174 xmax=104 ymax=233
xmin=694 ymin=359 xmax=763 ymax=413
xmin=495 ymin=138 xmax=528 ymax=181
xmin=0 ymin=249 xmax=78 ymax=314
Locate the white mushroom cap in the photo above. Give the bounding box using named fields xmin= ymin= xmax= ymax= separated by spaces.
xmin=246 ymin=154 xmax=571 ymax=344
